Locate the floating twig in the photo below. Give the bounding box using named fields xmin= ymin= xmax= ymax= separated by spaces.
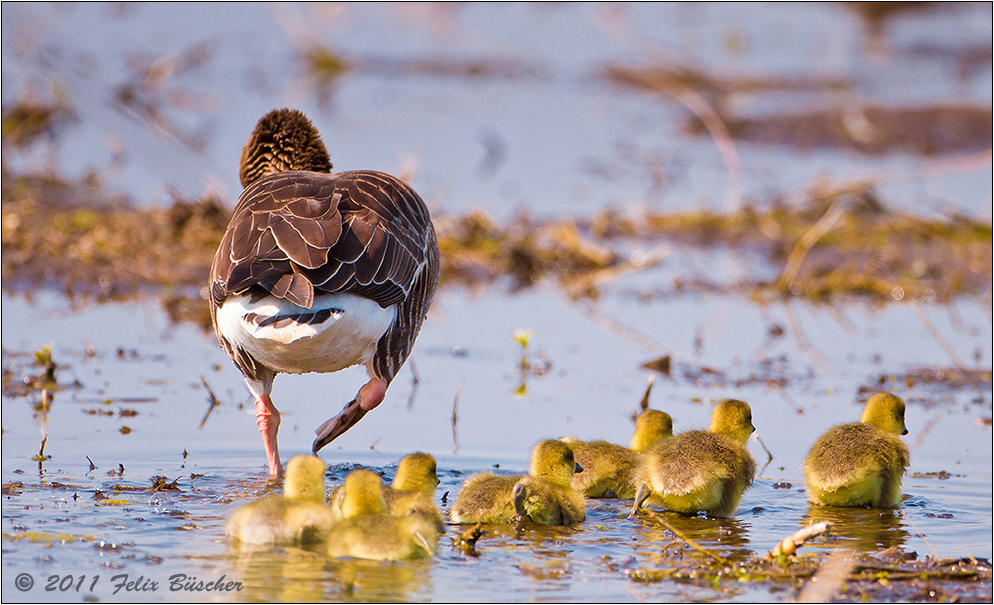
xmin=754 ymin=434 xmax=774 ymax=474
xmin=452 ymin=522 xmax=484 ymax=557
xmin=769 ymin=521 xmax=832 ymax=559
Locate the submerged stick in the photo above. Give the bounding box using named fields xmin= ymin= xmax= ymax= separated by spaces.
xmin=640 ymin=509 xmax=729 ymax=565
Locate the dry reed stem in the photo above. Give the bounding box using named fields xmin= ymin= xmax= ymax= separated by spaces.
xmin=797 ymin=550 xmax=858 ymax=603
xmin=778 ymin=198 xmax=847 ymax=289
xmin=638 ymin=375 xmax=655 ymax=412
xmin=913 ymin=303 xmax=968 ymax=372
xmin=572 ymin=300 xmax=661 ymax=353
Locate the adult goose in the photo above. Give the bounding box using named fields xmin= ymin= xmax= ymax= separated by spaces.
xmin=210 ymin=109 xmax=439 ymax=479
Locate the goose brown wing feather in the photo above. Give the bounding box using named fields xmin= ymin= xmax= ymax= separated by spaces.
xmin=211 ymin=170 xmax=433 ymax=314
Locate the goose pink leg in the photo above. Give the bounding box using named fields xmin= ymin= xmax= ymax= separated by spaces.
xmin=357 ymin=378 xmax=387 ymax=411
xmin=255 ymin=395 xmax=283 ymax=479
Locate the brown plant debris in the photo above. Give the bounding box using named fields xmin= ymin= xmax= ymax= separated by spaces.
xmin=2 ymin=169 xmax=990 ymax=333
xmin=452 ymin=522 xmax=484 ymax=557
xmin=606 ymin=62 xmax=991 ymax=156
xmin=305 ymin=43 xmax=540 ymax=82
xmin=2 ymin=97 xmax=77 ymax=148
xmin=685 ymin=104 xmax=993 ymax=156
xmin=605 ymin=63 xmax=851 ymax=105
xmin=624 ymin=540 xmax=991 ymax=603
xmin=2 ymin=171 xmax=227 ymax=329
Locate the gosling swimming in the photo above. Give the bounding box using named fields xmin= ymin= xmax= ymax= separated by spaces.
xmin=804 ymin=392 xmax=910 ymax=508
xmin=325 ymin=469 xmax=438 ymax=560
xmin=563 ymin=409 xmax=673 ymax=498
xmin=329 ymin=452 xmax=444 ymax=531
xmin=451 ymin=440 xmax=586 ymax=525
xmin=226 ymin=455 xmax=334 ymax=545
xmin=634 ymin=399 xmax=756 ymax=518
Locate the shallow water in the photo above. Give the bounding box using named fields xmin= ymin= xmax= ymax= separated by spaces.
xmin=2 ymin=287 xmax=991 ymax=602
xmin=2 ymin=2 xmax=992 ymax=603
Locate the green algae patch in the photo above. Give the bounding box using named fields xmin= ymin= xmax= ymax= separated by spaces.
xmin=2 ymin=531 xmax=96 ymax=544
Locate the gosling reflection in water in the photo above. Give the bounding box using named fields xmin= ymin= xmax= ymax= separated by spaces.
xmin=804 ymin=505 xmax=908 ymax=552
xmin=230 ymin=547 xmax=434 ymax=602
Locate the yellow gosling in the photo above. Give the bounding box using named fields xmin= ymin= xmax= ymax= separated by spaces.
xmin=451 ymin=440 xmax=586 ymax=525
xmin=634 ymin=399 xmax=756 ymax=518
xmin=329 ymin=453 xmax=444 ymax=531
xmin=385 ymin=452 xmax=444 ymax=532
xmin=326 ymin=469 xmax=438 ymax=560
xmin=564 ymin=410 xmax=673 ymax=498
xmin=804 ymin=392 xmax=910 ymax=508
xmin=226 ymin=455 xmax=333 ymax=545
xmin=631 ymin=410 xmax=674 ymax=452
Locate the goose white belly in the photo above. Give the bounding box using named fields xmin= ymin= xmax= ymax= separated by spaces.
xmin=216 ymin=293 xmax=396 ymax=375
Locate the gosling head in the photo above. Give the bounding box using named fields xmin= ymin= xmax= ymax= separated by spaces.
xmin=239 ymin=108 xmax=332 ymax=188
xmin=860 ymin=392 xmax=908 ymax=436
xmin=340 ymin=469 xmax=388 ymax=518
xmin=709 ymin=399 xmax=755 ymax=445
xmin=631 ymin=410 xmax=674 ymax=451
xmin=283 ymin=455 xmax=328 ymax=503
xmin=392 ymin=452 xmax=440 ymax=493
xmin=529 ymin=439 xmax=581 ymax=487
